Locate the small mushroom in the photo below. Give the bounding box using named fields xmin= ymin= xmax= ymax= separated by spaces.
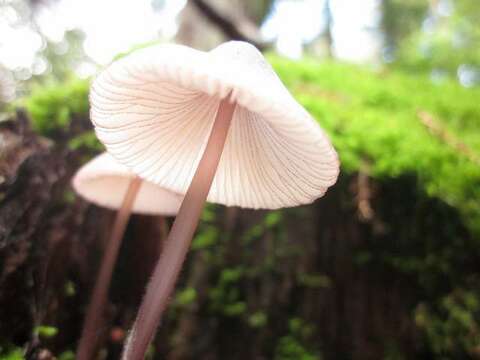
xmin=90 ymin=41 xmax=339 ymax=359
xmin=73 ymin=152 xmax=181 ymax=215
xmin=72 ymin=152 xmax=182 ymax=360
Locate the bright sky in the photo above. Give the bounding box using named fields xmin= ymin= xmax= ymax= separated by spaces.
xmin=0 ymin=6 xmax=44 ymax=69
xmin=0 ymin=0 xmax=381 ymax=76
xmin=35 ymin=0 xmax=187 ymax=64
xmin=329 ymin=0 xmax=381 ymax=61
xmin=262 ymin=0 xmax=381 ymax=61
xmin=262 ymin=0 xmax=327 ymax=58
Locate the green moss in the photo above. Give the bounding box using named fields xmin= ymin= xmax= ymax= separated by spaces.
xmin=23 ymin=77 xmax=90 ymax=137
xmin=34 ymin=325 xmax=58 ymax=339
xmin=298 ymin=273 xmax=331 ymax=288
xmin=192 ymin=226 xmax=218 ymax=250
xmin=209 ymin=266 xmax=247 ymax=316
xmin=67 ymin=131 xmax=103 ymax=152
xmin=264 ymin=211 xmax=282 ymax=228
xmin=223 ymin=301 xmax=247 ymax=317
xmin=0 ymin=346 xmax=23 ymax=360
xmin=174 ymin=287 xmax=197 ymax=307
xmin=275 ymin=336 xmax=320 ymax=360
xmin=270 ymin=56 xmax=480 ymax=235
xmin=415 ymin=289 xmax=480 ymax=355
xmin=64 ymin=280 xmax=76 ymax=297
xmin=241 ymin=224 xmax=264 ymax=245
xmin=220 ymin=267 xmax=245 ymax=283
xmin=275 ymin=318 xmax=320 ymax=360
xmin=201 ymin=204 xmax=218 ymax=222
xmin=58 ymin=351 xmax=75 ymax=360
xmin=248 ymin=311 xmax=268 ymax=328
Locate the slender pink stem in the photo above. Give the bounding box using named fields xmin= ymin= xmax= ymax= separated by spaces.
xmin=122 ymin=97 xmax=236 ymax=360
xmin=77 ymin=177 xmax=142 ymax=360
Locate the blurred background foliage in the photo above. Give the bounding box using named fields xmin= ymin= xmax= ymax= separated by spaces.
xmin=0 ymin=0 xmax=479 ymax=359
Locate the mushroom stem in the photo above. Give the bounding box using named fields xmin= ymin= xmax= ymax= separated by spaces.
xmin=122 ymin=97 xmax=236 ymax=360
xmin=77 ymin=176 xmax=142 ymax=360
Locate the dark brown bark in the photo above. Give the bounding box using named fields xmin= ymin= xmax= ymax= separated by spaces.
xmin=0 ymin=113 xmax=170 ymax=358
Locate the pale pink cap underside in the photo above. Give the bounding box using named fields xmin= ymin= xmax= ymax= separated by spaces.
xmin=72 ymin=153 xmax=182 ymax=216
xmin=90 ymin=41 xmax=339 ymax=209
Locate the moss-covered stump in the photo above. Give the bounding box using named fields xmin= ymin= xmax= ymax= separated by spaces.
xmin=0 ymin=57 xmax=479 ymax=359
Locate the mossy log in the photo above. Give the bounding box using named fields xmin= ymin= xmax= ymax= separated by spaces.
xmin=1 ymin=58 xmax=480 ymax=359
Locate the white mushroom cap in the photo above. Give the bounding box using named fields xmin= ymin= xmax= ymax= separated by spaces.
xmin=90 ymin=41 xmax=339 ymax=209
xmin=72 ymin=153 xmax=182 ymax=216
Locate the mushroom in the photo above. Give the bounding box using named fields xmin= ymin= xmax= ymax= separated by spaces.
xmin=72 ymin=152 xmax=182 ymax=360
xmin=72 ymin=152 xmax=181 ymax=215
xmin=90 ymin=41 xmax=339 ymax=359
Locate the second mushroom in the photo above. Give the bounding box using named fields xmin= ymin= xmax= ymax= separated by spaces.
xmin=72 ymin=152 xmax=182 ymax=360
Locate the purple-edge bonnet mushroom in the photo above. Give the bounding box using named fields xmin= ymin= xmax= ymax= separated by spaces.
xmin=72 ymin=152 xmax=182 ymax=360
xmin=89 ymin=41 xmax=340 ymax=359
